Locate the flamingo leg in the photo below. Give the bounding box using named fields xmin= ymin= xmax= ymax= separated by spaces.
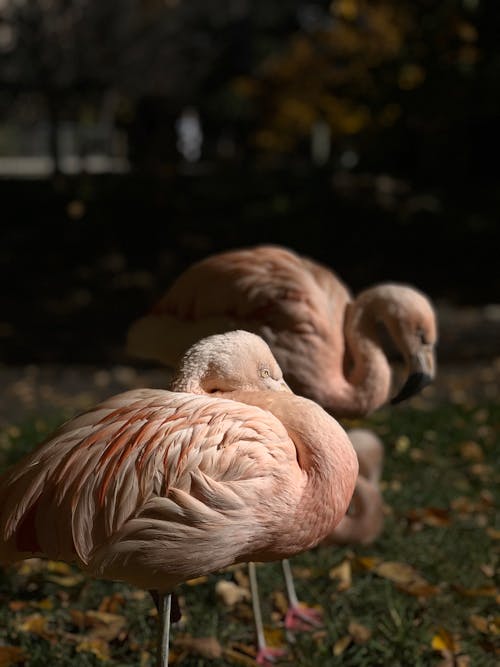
xmin=248 ymin=562 xmax=287 ymax=665
xmin=281 ymin=559 xmax=323 ymax=636
xmin=156 ymin=591 xmax=172 ymax=667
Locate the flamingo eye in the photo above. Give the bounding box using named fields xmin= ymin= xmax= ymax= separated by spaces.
xmin=416 ymin=328 xmax=428 ymax=344
xmin=260 ymin=368 xmax=270 ymax=379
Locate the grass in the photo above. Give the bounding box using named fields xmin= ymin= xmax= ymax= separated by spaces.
xmin=0 ymin=398 xmax=498 ymax=666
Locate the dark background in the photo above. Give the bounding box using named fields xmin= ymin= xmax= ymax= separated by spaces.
xmin=0 ymin=0 xmax=498 ymax=364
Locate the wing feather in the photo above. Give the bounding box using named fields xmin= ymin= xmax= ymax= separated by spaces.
xmin=0 ymin=390 xmax=296 ymax=570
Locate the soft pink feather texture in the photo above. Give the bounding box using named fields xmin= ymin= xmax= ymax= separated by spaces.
xmin=0 ymin=332 xmax=358 ymax=593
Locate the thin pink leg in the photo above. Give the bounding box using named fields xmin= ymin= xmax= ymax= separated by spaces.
xmin=248 ymin=562 xmax=287 ymax=665
xmin=281 ymin=559 xmax=324 ymax=634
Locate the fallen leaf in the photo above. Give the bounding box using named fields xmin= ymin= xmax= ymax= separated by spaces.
xmin=215 ymin=580 xmax=251 ymax=607
xmin=76 ymin=610 xmax=127 ymax=642
xmin=333 ymin=634 xmax=352 ymax=656
xmin=469 ymin=614 xmax=489 ymax=633
xmin=459 ymin=441 xmax=484 ymax=461
xmin=17 ymin=613 xmax=52 ymax=639
xmin=223 ymin=647 xmax=258 ymax=666
xmin=46 ymin=561 xmax=73 ymax=575
xmin=348 ymin=621 xmax=372 ymax=643
xmin=8 ymin=601 xmax=27 ymax=612
xmin=271 ymin=590 xmax=288 ymax=615
xmin=361 ymin=559 xmax=438 ymax=598
xmin=329 ymin=560 xmax=351 ymax=591
xmin=46 ymin=573 xmax=84 ymax=587
xmin=395 ymin=435 xmax=410 ymax=453
xmin=486 ymin=527 xmax=500 ymax=540
xmin=76 ymin=638 xmax=110 ymax=661
xmin=98 ymin=593 xmax=125 ymax=613
xmin=431 ymin=627 xmax=457 ymax=652
xmin=35 ymin=597 xmax=53 ymax=611
xmin=174 ymin=636 xmax=222 ymax=659
xmin=453 ymin=584 xmax=499 ymax=599
xmin=480 ymin=564 xmax=495 ymax=578
xmin=406 ymin=507 xmax=451 ymax=527
xmin=0 ymin=646 xmax=26 ymax=667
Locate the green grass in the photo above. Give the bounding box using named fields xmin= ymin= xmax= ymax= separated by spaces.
xmin=0 ymin=400 xmax=498 ymax=666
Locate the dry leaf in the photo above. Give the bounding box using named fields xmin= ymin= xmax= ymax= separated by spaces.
xmin=348 ymin=621 xmax=372 ymax=643
xmin=17 ymin=613 xmax=52 ymax=639
xmin=406 ymin=507 xmax=451 ymax=527
xmin=69 ymin=609 xmax=127 ymax=641
xmin=76 ymin=638 xmax=110 ymax=661
xmin=98 ymin=593 xmax=125 ymax=613
xmin=333 ymin=634 xmax=352 ymax=656
xmin=0 ymin=646 xmax=26 ymax=667
xmin=486 ymin=527 xmax=500 ymax=540
xmin=363 ymin=559 xmax=438 ymax=598
xmin=8 ymin=601 xmax=27 ymax=612
xmin=271 ymin=590 xmax=288 ymax=615
xmin=469 ymin=614 xmax=489 ymax=633
xmin=174 ymin=636 xmax=222 ymax=659
xmin=223 ymin=647 xmax=258 ymax=666
xmin=453 ymin=584 xmax=499 ymax=599
xmin=46 ymin=561 xmax=73 ymax=575
xmin=431 ymin=627 xmax=457 ymax=652
xmin=329 ymin=560 xmax=351 ymax=591
xmin=46 ymin=573 xmax=84 ymax=587
xmin=459 ymin=441 xmax=484 ymax=461
xmin=215 ymin=580 xmax=251 ymax=607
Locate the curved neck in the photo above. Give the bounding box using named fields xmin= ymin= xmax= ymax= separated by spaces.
xmin=223 ymin=390 xmax=359 ymax=549
xmin=326 ymin=300 xmax=392 ymax=417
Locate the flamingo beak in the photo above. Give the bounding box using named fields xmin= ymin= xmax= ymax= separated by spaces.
xmin=280 ymin=380 xmax=293 ymax=393
xmin=391 ymin=345 xmax=435 ymax=404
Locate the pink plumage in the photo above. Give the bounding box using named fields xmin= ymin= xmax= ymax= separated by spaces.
xmin=0 ymin=331 xmax=358 ymax=667
xmin=127 ymin=245 xmax=437 ymax=418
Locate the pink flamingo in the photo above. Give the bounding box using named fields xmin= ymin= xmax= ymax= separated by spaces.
xmin=127 ymin=244 xmax=437 ymax=417
xmin=0 ymin=331 xmax=358 ymax=667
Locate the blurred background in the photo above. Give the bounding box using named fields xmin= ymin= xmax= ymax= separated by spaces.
xmin=0 ymin=0 xmax=498 ymax=365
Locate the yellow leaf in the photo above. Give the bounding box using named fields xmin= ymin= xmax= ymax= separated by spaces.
xmin=486 ymin=527 xmax=500 ymax=540
xmin=333 ymin=634 xmax=352 ymax=656
xmin=356 ymin=556 xmax=379 ymax=571
xmin=35 ymin=597 xmax=53 ymax=610
xmin=76 ymin=638 xmax=110 ymax=661
xmin=17 ymin=613 xmax=50 ymax=638
xmin=263 ymin=626 xmax=285 ymax=648
xmin=0 ymin=646 xmax=26 ymax=667
xmin=431 ymin=627 xmax=457 ymax=653
xmin=329 ymin=559 xmax=352 ymax=591
xmin=98 ymin=593 xmax=125 ymax=613
xmin=46 ymin=573 xmax=84 ymax=587
xmin=374 ymin=561 xmax=418 ymax=584
xmin=46 ymin=561 xmax=73 ymax=575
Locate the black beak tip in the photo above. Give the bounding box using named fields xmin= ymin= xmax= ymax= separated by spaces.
xmin=390 ymin=372 xmax=433 ymax=405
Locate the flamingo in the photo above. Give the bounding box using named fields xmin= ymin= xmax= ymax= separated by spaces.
xmin=0 ymin=331 xmax=358 ymax=667
xmin=127 ymin=244 xmax=438 ymax=418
